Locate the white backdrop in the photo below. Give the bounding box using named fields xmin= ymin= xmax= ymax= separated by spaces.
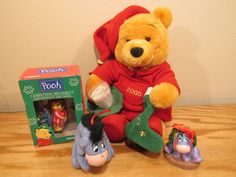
xmin=0 ymin=0 xmax=236 ymax=112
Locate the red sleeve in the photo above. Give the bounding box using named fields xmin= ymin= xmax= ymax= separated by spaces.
xmin=154 ymin=62 xmax=181 ymax=94
xmin=90 ymin=60 xmax=118 ymax=86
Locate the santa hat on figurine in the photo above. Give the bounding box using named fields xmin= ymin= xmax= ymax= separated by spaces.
xmin=93 ymin=5 xmax=150 ymax=64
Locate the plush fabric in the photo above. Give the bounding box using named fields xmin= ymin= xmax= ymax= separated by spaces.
xmin=126 ymin=94 xmax=163 ymax=153
xmin=91 ymin=60 xmax=179 ymax=122
xmin=72 ymin=114 xmax=114 ymax=171
xmin=94 ymin=5 xmax=149 ymax=62
xmin=86 ymin=5 xmax=180 ymax=149
xmin=87 ymin=85 xmax=164 ymax=144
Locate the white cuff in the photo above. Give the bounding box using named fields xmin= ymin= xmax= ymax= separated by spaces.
xmin=145 ymin=87 xmax=153 ymax=95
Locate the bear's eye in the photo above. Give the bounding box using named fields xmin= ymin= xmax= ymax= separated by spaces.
xmin=126 ymin=39 xmax=130 ymax=42
xmin=145 ymin=37 xmax=151 ymax=42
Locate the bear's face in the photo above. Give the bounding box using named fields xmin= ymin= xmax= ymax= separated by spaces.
xmin=115 ymin=8 xmax=172 ymax=70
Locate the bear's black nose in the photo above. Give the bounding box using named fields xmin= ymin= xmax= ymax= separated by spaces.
xmin=130 ymin=47 xmax=144 ymax=58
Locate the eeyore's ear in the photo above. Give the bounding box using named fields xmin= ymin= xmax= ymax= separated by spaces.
xmin=103 ymin=132 xmax=114 ymax=161
xmin=75 ymin=124 xmax=91 ymax=154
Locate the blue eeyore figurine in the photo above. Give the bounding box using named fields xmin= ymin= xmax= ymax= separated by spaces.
xmin=72 ymin=112 xmax=114 ymax=171
xmin=164 ymin=123 xmax=203 ymax=169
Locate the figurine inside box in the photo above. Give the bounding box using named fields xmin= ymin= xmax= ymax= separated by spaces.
xmin=19 ymin=65 xmax=84 ymax=147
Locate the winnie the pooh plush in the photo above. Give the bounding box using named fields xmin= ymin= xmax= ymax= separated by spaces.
xmin=86 ymin=5 xmax=180 ymax=144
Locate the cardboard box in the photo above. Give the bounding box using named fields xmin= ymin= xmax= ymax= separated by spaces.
xmin=19 ymin=65 xmax=84 ymax=146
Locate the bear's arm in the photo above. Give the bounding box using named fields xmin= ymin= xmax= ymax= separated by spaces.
xmin=150 ymin=64 xmax=180 ymax=109
xmin=86 ymin=74 xmax=104 ymax=99
xmin=86 ymin=60 xmax=117 ymax=100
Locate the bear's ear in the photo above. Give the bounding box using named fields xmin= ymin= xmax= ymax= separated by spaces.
xmin=153 ymin=7 xmax=173 ymax=28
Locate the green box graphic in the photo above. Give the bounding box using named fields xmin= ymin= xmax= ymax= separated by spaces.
xmin=18 ymin=65 xmax=84 ymax=147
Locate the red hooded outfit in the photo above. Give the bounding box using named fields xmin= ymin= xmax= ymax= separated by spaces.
xmin=91 ymin=5 xmax=180 ymax=142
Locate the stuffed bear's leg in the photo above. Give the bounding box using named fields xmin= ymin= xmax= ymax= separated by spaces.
xmin=102 ymin=114 xmax=128 ymax=142
xmin=148 ymin=115 xmax=163 ymax=136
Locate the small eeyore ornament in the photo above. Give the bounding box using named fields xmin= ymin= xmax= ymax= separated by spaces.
xmin=164 ymin=123 xmax=203 ymax=169
xmin=72 ymin=112 xmax=114 ymax=171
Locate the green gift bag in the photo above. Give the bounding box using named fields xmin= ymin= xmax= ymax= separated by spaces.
xmin=125 ymin=91 xmax=163 ymax=153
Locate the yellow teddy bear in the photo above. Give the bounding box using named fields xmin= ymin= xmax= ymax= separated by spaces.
xmin=36 ymin=128 xmax=51 ymax=139
xmin=86 ymin=5 xmax=180 ymax=143
xmin=36 ymin=128 xmax=53 ymax=146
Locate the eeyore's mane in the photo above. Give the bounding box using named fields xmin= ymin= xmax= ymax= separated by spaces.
xmin=81 ymin=113 xmax=104 ymax=144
